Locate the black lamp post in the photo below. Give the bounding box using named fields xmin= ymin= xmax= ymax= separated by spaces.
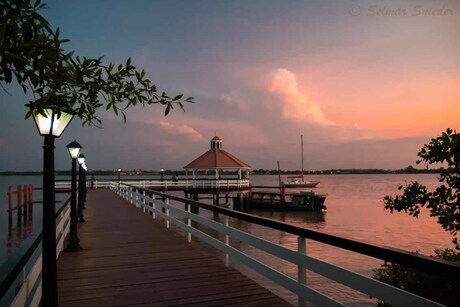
xmin=82 ymin=163 xmax=88 ymax=205
xmin=117 ymin=168 xmax=121 ymax=183
xmin=65 ymin=141 xmax=82 ymax=252
xmin=161 ymin=168 xmax=164 ymax=183
xmin=32 ymin=107 xmax=74 ymax=307
xmin=77 ymin=154 xmax=86 ymax=222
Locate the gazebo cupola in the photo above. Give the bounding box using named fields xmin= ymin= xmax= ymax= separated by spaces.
xmin=210 ymin=136 xmax=222 ymax=149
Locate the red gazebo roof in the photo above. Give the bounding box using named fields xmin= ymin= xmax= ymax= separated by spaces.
xmin=184 ymin=149 xmax=250 ymax=169
xmin=184 ymin=136 xmax=250 ymax=169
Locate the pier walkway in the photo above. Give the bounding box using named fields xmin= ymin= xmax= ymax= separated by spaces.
xmin=57 ymin=189 xmax=289 ymax=306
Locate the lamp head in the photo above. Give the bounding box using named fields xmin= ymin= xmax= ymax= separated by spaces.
xmin=66 ymin=141 xmax=82 ymax=159
xmin=32 ymin=107 xmax=74 ymax=137
xmin=77 ymin=153 xmax=86 ymax=165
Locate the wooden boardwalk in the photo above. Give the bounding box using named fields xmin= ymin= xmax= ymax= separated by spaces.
xmin=57 ymin=189 xmax=290 ymax=306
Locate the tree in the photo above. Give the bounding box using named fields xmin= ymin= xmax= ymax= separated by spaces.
xmin=0 ymin=0 xmax=193 ymax=125
xmin=383 ymin=128 xmax=460 ymax=248
xmin=374 ymin=129 xmax=460 ymax=305
xmin=373 ymin=249 xmax=460 ymax=306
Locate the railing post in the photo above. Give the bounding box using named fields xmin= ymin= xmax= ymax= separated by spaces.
xmin=298 ymin=236 xmax=307 ymax=307
xmin=142 ymin=190 xmax=146 ymax=213
xmin=152 ymin=194 xmax=156 ymax=219
xmin=186 ymin=203 xmax=192 ymax=243
xmin=225 ymin=215 xmax=230 ymax=267
xmin=165 ymin=198 xmax=170 ymax=229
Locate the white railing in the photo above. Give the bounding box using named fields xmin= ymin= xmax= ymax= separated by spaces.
xmin=57 ymin=179 xmax=251 ymax=190
xmin=0 ymin=199 xmax=71 ymax=307
xmin=112 ymin=184 xmax=446 ymax=307
xmin=55 ymin=181 xmax=90 ymax=189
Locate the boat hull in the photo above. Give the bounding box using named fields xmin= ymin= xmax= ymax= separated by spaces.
xmin=282 ymin=180 xmax=320 ymax=188
xmin=234 ymin=190 xmax=327 ymax=211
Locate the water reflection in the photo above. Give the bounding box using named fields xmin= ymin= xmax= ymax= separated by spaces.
xmin=245 ymin=208 xmax=326 ymax=227
xmin=7 ymin=209 xmax=35 ymax=256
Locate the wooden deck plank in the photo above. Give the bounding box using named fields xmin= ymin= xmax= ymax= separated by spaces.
xmin=57 ymin=189 xmax=290 ymax=306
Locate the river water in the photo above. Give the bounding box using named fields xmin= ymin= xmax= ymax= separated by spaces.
xmin=0 ymin=173 xmax=451 ymax=305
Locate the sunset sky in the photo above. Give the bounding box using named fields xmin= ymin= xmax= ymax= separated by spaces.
xmin=1 ymin=0 xmax=459 ymax=171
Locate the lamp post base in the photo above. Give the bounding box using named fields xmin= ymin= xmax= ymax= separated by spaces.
xmin=65 ymin=239 xmax=82 ymax=252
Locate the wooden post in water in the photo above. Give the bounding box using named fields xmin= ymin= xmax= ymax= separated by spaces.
xmin=17 ymin=185 xmax=22 ymax=218
xmin=239 ymin=193 xmax=244 ymax=210
xmin=280 ymin=186 xmax=286 ymax=206
xmin=23 ymin=184 xmax=28 ymax=218
xmin=28 ymin=184 xmax=33 ymax=216
xmin=7 ymin=186 xmax=13 ymax=213
xmin=7 ymin=186 xmax=13 ymax=227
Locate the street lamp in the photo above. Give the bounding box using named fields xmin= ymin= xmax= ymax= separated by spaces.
xmin=32 ymin=107 xmax=74 ymax=307
xmin=77 ymin=154 xmax=86 ymax=222
xmin=161 ymin=168 xmax=165 ymax=183
xmin=65 ymin=141 xmax=82 ymax=252
xmin=117 ymin=168 xmax=121 ymax=183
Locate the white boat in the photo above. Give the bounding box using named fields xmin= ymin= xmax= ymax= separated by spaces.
xmin=282 ymin=135 xmax=320 ymax=189
xmin=283 ymin=175 xmax=320 ymax=188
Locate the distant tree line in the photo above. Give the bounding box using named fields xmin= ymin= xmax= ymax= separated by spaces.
xmin=1 ymin=166 xmax=443 ymax=176
xmin=251 ymin=166 xmax=442 ymax=175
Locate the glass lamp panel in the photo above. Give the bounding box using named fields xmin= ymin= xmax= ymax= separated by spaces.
xmin=33 ymin=108 xmax=74 ymax=137
xmin=50 ymin=111 xmax=74 ymax=137
xmin=67 ymin=140 xmax=82 ymax=159
xmin=33 ymin=109 xmax=53 ymax=136
xmin=68 ymin=147 xmax=81 ymax=159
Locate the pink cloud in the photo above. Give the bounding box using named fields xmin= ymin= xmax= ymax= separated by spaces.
xmin=267 ymin=68 xmax=335 ymax=126
xmin=158 ymin=120 xmax=204 ymax=141
xmin=220 ymin=93 xmax=247 ymax=110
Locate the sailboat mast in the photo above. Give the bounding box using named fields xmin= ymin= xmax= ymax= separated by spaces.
xmin=301 ymin=134 xmax=304 ymax=180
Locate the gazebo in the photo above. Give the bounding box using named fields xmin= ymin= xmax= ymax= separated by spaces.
xmin=184 ymin=136 xmax=251 ymax=180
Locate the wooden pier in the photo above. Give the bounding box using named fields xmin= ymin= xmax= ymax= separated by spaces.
xmin=57 ymin=189 xmax=289 ymax=306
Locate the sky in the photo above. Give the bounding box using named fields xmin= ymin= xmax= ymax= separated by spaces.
xmin=1 ymin=0 xmax=459 ymax=172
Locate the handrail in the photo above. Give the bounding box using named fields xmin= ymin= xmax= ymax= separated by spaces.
xmin=126 ymin=184 xmax=460 ymax=280
xmin=0 ymin=196 xmax=71 ymax=306
xmin=0 ymin=232 xmax=42 ymax=299
xmin=124 ymin=183 xmax=460 ymax=280
xmin=114 ymin=183 xmax=452 ymax=306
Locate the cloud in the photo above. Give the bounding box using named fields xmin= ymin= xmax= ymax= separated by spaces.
xmin=220 ymin=93 xmax=247 ymax=110
xmin=158 ymin=120 xmax=204 ymax=141
xmin=266 ymin=68 xmax=335 ymax=126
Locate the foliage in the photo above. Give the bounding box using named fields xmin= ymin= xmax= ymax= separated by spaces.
xmin=373 ymin=249 xmax=460 ymax=306
xmin=384 ymin=128 xmax=460 ymax=248
xmin=0 ymin=0 xmax=193 ymax=125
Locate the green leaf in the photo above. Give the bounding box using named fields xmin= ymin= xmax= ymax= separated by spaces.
xmin=165 ymin=104 xmax=171 ymax=116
